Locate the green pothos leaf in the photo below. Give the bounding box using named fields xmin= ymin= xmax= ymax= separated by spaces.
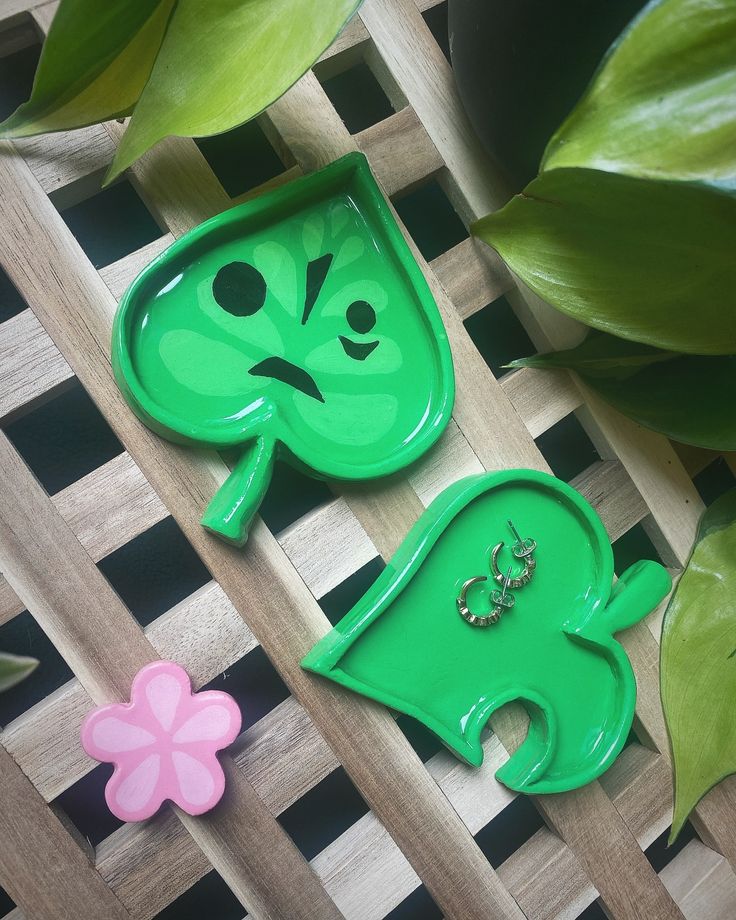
xmin=510 ymin=333 xmax=736 ymax=451
xmin=0 ymin=652 xmax=38 ymax=692
xmin=661 ymin=490 xmax=736 ymax=841
xmin=1 ymin=0 xmax=362 ymax=183
xmin=0 ymin=0 xmax=174 ymax=137
xmin=472 ymin=168 xmax=736 ymax=356
xmin=542 ymin=0 xmax=736 ymax=187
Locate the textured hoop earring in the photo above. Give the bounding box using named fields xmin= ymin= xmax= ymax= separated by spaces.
xmin=457 ymin=569 xmax=514 ymax=627
xmin=490 ymin=542 xmax=535 ymax=588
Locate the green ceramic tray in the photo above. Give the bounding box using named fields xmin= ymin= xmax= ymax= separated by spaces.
xmin=113 ymin=153 xmax=454 ymax=545
xmin=303 ymin=469 xmax=672 ymax=794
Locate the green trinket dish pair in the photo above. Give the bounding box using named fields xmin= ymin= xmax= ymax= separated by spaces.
xmin=112 ymin=153 xmax=667 ymax=794
xmin=113 ymin=153 xmax=454 ymax=546
xmin=303 ymin=470 xmax=672 ymax=794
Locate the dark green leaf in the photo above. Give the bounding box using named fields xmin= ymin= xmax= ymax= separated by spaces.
xmin=0 ymin=0 xmax=173 ymax=137
xmin=107 ymin=0 xmax=363 ymax=181
xmin=511 ymin=333 xmax=736 ymax=450
xmin=542 ymin=0 xmax=736 ymax=187
xmin=510 ymin=332 xmax=679 ymax=377
xmin=472 ymin=168 xmax=736 ymax=356
xmin=661 ymin=490 xmax=736 ymax=840
xmin=0 ymin=651 xmax=38 ymax=692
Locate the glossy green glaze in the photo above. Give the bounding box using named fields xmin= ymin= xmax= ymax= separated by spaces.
xmin=113 ymin=153 xmax=454 ymax=545
xmin=303 ymin=470 xmax=671 ymax=794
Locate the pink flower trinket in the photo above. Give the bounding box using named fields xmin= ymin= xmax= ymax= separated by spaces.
xmin=81 ymin=661 xmax=242 ymax=822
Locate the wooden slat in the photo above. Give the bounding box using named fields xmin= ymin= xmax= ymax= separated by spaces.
xmin=313 ymin=734 xmax=515 ymax=918
xmin=0 ymin=742 xmax=130 ymax=920
xmin=660 ymin=840 xmax=736 ymax=919
xmin=0 ymin=308 xmax=73 ymax=422
xmin=355 ymin=106 xmax=443 ymax=196
xmin=14 ymin=126 xmax=113 ymax=204
xmin=278 ymin=497 xmax=378 ymax=597
xmin=0 ymin=430 xmax=342 ymax=920
xmin=431 ymin=237 xmax=512 ymax=319
xmin=98 ymin=234 xmax=174 ymax=299
xmin=0 ymin=576 xmax=23 ymax=625
xmin=53 ymin=452 xmax=167 ymax=561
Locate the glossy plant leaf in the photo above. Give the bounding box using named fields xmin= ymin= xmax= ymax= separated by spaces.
xmin=661 ymin=490 xmax=736 ymax=841
xmin=107 ymin=0 xmax=362 ymax=181
xmin=0 ymin=652 xmax=38 ymax=692
xmin=511 ymin=333 xmax=736 ymax=450
xmin=472 ymin=168 xmax=736 ymax=355
xmin=0 ymin=0 xmax=174 ymax=137
xmin=542 ymin=0 xmax=736 ymax=187
xmin=1 ymin=0 xmax=361 ymax=182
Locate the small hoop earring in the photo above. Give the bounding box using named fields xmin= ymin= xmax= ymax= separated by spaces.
xmin=490 ymin=542 xmax=536 ymax=588
xmin=457 ymin=570 xmax=515 ymax=627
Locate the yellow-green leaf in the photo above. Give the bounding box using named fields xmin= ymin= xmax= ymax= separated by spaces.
xmin=0 ymin=0 xmax=174 ymax=137
xmin=510 ymin=333 xmax=736 ymax=450
xmin=542 ymin=0 xmax=736 ymax=186
xmin=0 ymin=651 xmax=38 ymax=692
xmin=472 ymin=168 xmax=736 ymax=356
xmin=661 ymin=490 xmax=736 ymax=841
xmin=106 ymin=0 xmax=363 ymax=182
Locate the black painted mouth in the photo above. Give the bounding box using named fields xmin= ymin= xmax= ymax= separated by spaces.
xmin=249 ymin=356 xmax=324 ymax=403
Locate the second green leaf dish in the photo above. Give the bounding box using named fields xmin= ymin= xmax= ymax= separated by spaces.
xmin=113 ymin=154 xmax=454 ymax=546
xmin=303 ymin=470 xmax=671 ymax=794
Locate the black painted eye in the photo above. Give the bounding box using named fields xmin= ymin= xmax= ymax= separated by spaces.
xmin=346 ymin=300 xmax=376 ymax=334
xmin=212 ymin=261 xmax=266 ymax=317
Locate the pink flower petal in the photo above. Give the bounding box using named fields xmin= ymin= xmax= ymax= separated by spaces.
xmin=92 ymin=717 xmax=156 ymax=753
xmin=115 ymin=753 xmax=161 ymax=815
xmin=145 ymin=672 xmax=181 ymax=731
xmin=172 ymin=705 xmax=233 ymax=744
xmin=172 ymin=750 xmax=215 ymax=807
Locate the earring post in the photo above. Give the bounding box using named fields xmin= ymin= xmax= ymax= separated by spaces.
xmin=507 ymin=519 xmax=523 ymax=544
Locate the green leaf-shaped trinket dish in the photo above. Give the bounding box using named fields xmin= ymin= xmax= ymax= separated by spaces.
xmin=302 ymin=470 xmax=671 ymax=794
xmin=113 ymin=153 xmax=454 ymax=545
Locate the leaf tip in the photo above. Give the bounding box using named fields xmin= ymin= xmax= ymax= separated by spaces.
xmin=0 ymin=652 xmax=39 ymax=692
xmin=668 ymin=816 xmax=685 ymax=846
xmin=103 ymin=144 xmax=131 ymax=186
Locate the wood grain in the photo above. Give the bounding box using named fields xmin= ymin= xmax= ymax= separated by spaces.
xmin=0 ymin=741 xmax=131 ymax=920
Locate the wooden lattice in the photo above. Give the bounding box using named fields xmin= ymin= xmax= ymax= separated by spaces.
xmin=1 ymin=2 xmax=736 ymax=918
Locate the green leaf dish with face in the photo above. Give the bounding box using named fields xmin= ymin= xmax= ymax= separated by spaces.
xmin=113 ymin=153 xmax=454 ymax=545
xmin=302 ymin=470 xmax=672 ymax=793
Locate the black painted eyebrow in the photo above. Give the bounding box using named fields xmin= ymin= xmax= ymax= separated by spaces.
xmin=302 ymin=253 xmax=333 ymax=325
